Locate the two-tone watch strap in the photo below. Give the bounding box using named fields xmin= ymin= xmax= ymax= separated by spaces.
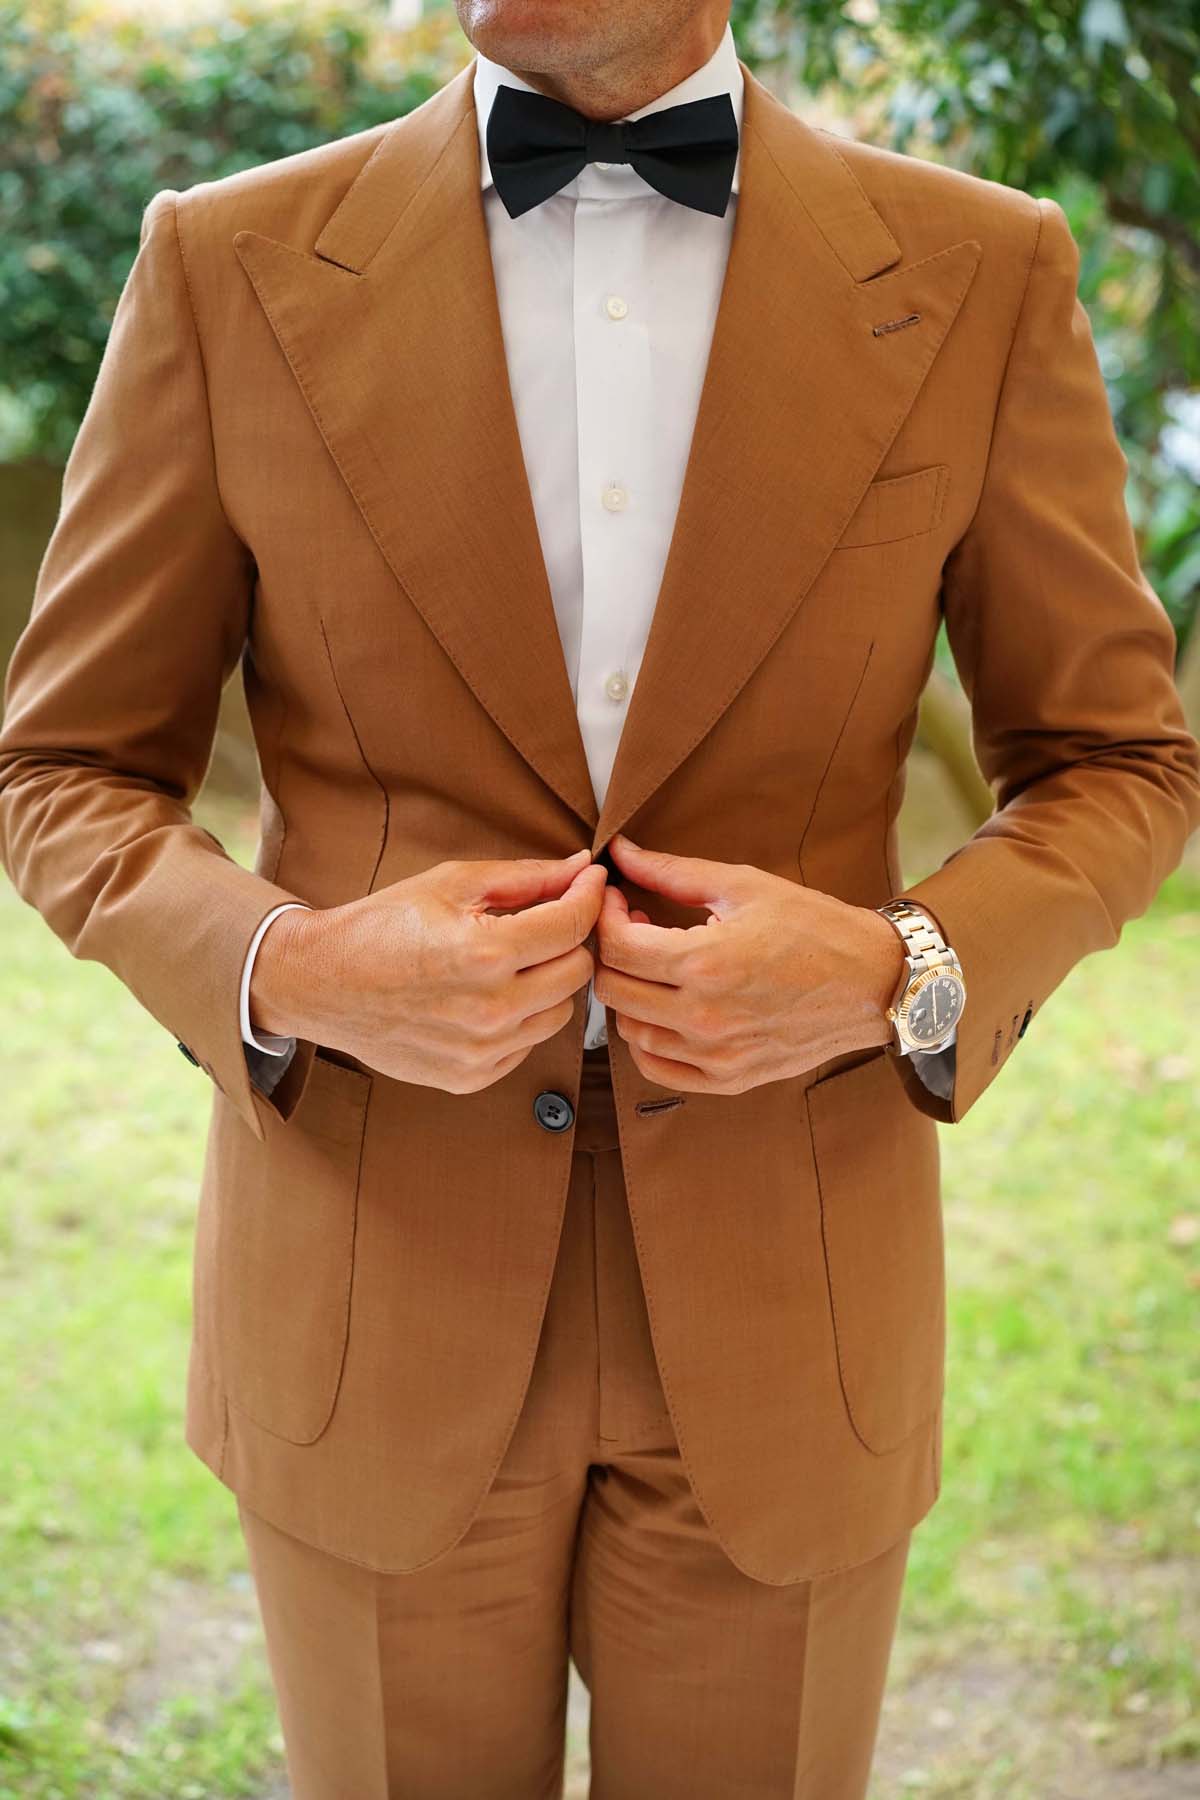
xmin=876 ymin=899 xmax=954 ymax=971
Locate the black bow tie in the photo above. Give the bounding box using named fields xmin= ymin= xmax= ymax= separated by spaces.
xmin=486 ymin=84 xmax=739 ymax=221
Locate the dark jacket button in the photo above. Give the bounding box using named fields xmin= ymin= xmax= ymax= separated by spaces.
xmin=533 ymin=1090 xmax=575 ymax=1133
xmin=177 ymin=1040 xmax=201 ymax=1067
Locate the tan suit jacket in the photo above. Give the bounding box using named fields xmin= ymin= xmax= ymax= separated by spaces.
xmin=2 ymin=57 xmax=1198 ymax=1584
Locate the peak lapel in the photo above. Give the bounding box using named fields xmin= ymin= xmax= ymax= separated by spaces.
xmin=592 ymin=62 xmax=981 ymax=848
xmin=233 ymin=59 xmax=602 ymax=831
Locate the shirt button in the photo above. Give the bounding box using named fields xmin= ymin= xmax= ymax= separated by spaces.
xmin=604 ymin=671 xmax=629 ymax=703
xmin=601 ymin=485 xmax=628 ymax=512
xmin=605 ymin=294 xmax=628 ymax=320
xmin=593 ymin=160 xmax=612 ymax=171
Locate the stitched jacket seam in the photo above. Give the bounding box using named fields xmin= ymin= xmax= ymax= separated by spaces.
xmin=164 ymin=188 xmax=248 ymax=549
xmin=952 ymin=195 xmax=1045 ymax=547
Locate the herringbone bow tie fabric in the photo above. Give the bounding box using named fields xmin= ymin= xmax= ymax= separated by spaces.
xmin=486 ymin=84 xmax=740 ymax=220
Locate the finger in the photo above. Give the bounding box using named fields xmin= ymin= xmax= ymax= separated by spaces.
xmin=594 ymin=962 xmax=690 ymax=1032
xmin=503 ymin=862 xmax=608 ymax=969
xmin=596 ymin=882 xmax=700 ymax=980
xmin=606 ymin=883 xmax=630 ymax=918
xmin=513 ymin=941 xmax=595 ymax=1014
xmin=621 ymin=1038 xmax=711 ymax=1092
xmin=459 ymin=848 xmax=593 ymax=910
xmin=608 ymin=833 xmax=747 ymax=912
xmin=615 ymin=885 xmax=680 ymax=928
xmin=511 ymin=993 xmax=579 ymax=1048
xmin=604 ymin=889 xmax=651 ymax=926
xmin=478 ymin=1041 xmax=537 ymax=1087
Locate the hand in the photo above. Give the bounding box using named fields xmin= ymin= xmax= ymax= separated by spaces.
xmin=592 ymin=833 xmax=905 ymax=1094
xmin=249 ymin=849 xmax=607 ymax=1093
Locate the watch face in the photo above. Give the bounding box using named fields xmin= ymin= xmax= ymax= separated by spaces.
xmin=905 ymin=973 xmax=965 ymax=1045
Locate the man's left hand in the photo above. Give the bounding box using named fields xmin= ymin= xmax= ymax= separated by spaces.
xmin=592 ymin=833 xmax=906 ymax=1093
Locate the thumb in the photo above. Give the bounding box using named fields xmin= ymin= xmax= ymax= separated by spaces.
xmin=457 ymin=848 xmax=595 ymax=911
xmin=608 ymin=833 xmax=748 ymax=913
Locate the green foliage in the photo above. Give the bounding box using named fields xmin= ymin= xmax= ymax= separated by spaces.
xmin=0 ymin=0 xmax=453 ymax=460
xmin=732 ymin=0 xmax=1200 ymax=651
xmin=732 ymin=0 xmax=1197 ymax=274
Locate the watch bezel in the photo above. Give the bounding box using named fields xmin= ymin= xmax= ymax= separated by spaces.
xmin=887 ymin=961 xmax=966 ymax=1052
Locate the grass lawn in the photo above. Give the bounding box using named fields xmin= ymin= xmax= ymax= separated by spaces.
xmin=1 ymin=793 xmax=1197 ymax=1798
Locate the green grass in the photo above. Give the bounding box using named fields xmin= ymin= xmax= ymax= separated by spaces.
xmin=0 ymin=797 xmax=282 ymax=1798
xmin=875 ymin=864 xmax=1200 ymax=1795
xmin=1 ymin=795 xmax=1197 ymax=1797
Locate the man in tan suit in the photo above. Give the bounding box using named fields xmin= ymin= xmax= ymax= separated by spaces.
xmin=3 ymin=0 xmax=1198 ymax=1790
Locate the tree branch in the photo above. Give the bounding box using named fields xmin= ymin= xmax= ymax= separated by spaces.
xmin=1105 ymin=193 xmax=1200 ymax=279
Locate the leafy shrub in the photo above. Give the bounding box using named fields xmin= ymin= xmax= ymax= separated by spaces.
xmin=0 ymin=0 xmax=466 ymax=458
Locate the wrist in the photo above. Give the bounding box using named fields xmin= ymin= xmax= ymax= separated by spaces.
xmin=249 ymin=905 xmax=322 ymax=1041
xmin=862 ymin=907 xmax=907 ymax=1045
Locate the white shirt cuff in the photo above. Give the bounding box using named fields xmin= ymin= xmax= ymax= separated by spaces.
xmin=239 ymin=902 xmax=311 ymax=1054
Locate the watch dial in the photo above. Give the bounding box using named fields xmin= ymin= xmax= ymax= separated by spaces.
xmin=906 ymin=975 xmax=964 ymax=1045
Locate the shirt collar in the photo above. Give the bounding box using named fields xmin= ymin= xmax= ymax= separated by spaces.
xmin=473 ymin=19 xmax=743 ymax=201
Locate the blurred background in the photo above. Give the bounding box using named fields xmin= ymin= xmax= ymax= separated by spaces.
xmin=1 ymin=0 xmax=1197 ymax=1794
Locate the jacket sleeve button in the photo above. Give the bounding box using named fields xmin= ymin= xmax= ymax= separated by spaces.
xmin=177 ymin=1040 xmax=201 ymax=1067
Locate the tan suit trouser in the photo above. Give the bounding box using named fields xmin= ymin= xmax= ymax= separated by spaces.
xmin=237 ymin=1046 xmax=911 ymax=1799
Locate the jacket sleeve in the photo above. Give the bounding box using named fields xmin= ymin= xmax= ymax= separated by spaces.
xmin=0 ymin=188 xmax=318 ymax=1141
xmin=887 ymin=194 xmax=1200 ymax=1126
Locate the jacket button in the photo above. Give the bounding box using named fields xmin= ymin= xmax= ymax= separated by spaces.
xmin=177 ymin=1040 xmax=201 ymax=1067
xmin=533 ymin=1090 xmax=575 ymax=1133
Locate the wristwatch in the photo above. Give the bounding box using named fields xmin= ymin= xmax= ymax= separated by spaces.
xmin=876 ymin=899 xmax=966 ymax=1056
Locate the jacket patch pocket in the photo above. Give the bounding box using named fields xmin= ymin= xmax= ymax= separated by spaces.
xmin=805 ymin=1048 xmax=944 ymax=1454
xmin=835 ymin=463 xmax=949 ymax=549
xmin=220 ymin=1049 xmax=372 ymax=1445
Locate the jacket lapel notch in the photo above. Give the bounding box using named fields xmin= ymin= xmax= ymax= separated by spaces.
xmin=312 ymin=61 xmax=477 ymax=275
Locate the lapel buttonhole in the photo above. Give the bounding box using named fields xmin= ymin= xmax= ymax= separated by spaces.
xmin=871 ymin=311 xmax=923 ymax=337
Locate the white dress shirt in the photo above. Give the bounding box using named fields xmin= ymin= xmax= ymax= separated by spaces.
xmin=239 ymin=20 xmax=955 ymax=1096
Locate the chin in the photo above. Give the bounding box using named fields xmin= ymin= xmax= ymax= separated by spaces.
xmin=457 ymin=0 xmax=605 ymax=71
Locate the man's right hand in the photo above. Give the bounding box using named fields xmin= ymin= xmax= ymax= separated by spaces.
xmin=248 ymin=849 xmax=607 ymax=1093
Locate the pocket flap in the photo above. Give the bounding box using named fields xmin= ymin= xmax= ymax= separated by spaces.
xmin=836 ymin=463 xmax=949 ymax=549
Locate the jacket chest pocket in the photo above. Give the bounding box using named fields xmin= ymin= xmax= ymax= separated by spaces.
xmin=834 ymin=462 xmax=949 ymax=549
xmin=218 ymin=1049 xmax=373 ymax=1444
xmin=804 ymin=1048 xmax=944 ymax=1454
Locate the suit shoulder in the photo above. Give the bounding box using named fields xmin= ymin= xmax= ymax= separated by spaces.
xmin=815 ymin=128 xmax=1043 ymax=262
xmin=159 ymin=117 xmax=395 ymax=256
